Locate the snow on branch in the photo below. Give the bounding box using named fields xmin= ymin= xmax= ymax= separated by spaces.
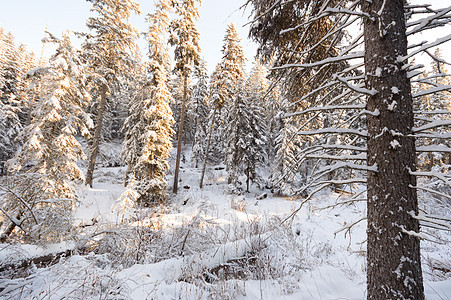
xmin=410 ymin=211 xmax=451 ymax=232
xmin=408 ymin=168 xmax=451 ymax=186
xmin=412 ymin=119 xmax=451 ymax=133
xmin=314 ymin=162 xmax=377 ymax=178
xmin=414 ymin=109 xmax=451 ymax=115
xmin=298 ymin=127 xmax=368 ymax=137
xmin=0 ymin=208 xmax=27 ymax=236
xmin=286 ymin=104 xmax=366 ymax=117
xmin=334 ymin=74 xmax=377 ymax=95
xmin=412 ymin=73 xmax=451 ymax=84
xmin=400 ymin=34 xmax=451 ymax=62
xmin=407 ymin=6 xmax=451 ymax=35
xmin=414 ymin=132 xmax=451 ymax=139
xmin=306 ymin=153 xmax=366 ymax=161
xmin=303 ymin=178 xmax=367 ymax=193
xmin=416 ymin=145 xmax=451 ymax=153
xmin=412 ymin=84 xmax=451 ymax=98
xmin=409 ymin=184 xmax=451 ymax=201
xmin=311 ymin=144 xmax=367 ymax=152
xmin=0 ymin=186 xmax=38 ymax=225
xmin=271 ymin=52 xmax=364 ymax=71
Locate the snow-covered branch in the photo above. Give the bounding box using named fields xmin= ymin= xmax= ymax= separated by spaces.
xmin=272 ymin=52 xmax=364 ymax=71
xmin=407 ymin=6 xmax=451 ymax=35
xmin=409 ymin=185 xmax=451 ymax=201
xmin=412 ymin=84 xmax=451 ymax=98
xmin=400 ymin=34 xmax=451 ymax=62
xmin=412 ymin=119 xmax=451 ymax=133
xmin=298 ymin=127 xmax=368 ymax=137
xmin=306 ymin=153 xmax=366 ymax=161
xmin=410 ymin=211 xmax=451 ymax=232
xmin=408 ymin=169 xmax=450 ymax=186
xmin=416 ymin=145 xmax=451 ymax=153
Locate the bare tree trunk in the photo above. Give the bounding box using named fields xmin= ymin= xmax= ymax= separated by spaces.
xmin=199 ymin=106 xmax=218 ymax=189
xmin=362 ymin=1 xmax=424 ymax=299
xmin=173 ymin=75 xmax=188 ymax=194
xmin=86 ymin=85 xmax=108 ymax=188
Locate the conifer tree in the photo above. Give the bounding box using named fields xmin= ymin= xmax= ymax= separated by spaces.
xmin=190 ymin=59 xmax=209 ymax=168
xmin=272 ymin=113 xmax=299 ymax=196
xmin=81 ymin=0 xmax=140 ymax=187
xmin=169 ymin=0 xmax=201 ymax=193
xmin=121 ymin=0 xmax=174 ymax=205
xmin=0 ymin=29 xmax=36 ymax=174
xmin=199 ymin=23 xmax=246 ymax=188
xmin=1 ymin=32 xmax=91 ymax=243
xmin=225 ymin=68 xmax=267 ymax=192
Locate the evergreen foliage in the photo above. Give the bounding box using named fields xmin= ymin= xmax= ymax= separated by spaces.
xmin=121 ymin=0 xmax=175 ymax=205
xmin=225 ymin=71 xmax=267 ymax=192
xmin=190 ymin=60 xmax=210 ymax=168
xmin=81 ymin=0 xmax=140 ymax=187
xmin=2 ymin=32 xmax=91 ymax=243
xmin=169 ymin=0 xmax=201 ymax=193
xmin=0 ymin=29 xmax=36 ymax=170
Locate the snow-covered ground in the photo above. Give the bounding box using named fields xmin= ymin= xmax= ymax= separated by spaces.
xmin=0 ymin=157 xmax=450 ymax=299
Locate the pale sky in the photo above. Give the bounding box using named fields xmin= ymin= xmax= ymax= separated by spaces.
xmin=0 ymin=1 xmax=449 ymax=73
xmin=0 ymin=0 xmax=258 ymax=73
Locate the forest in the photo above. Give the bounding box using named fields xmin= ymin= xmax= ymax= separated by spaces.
xmin=0 ymin=0 xmax=450 ymax=299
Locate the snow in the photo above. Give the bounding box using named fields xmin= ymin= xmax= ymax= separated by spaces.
xmin=390 ymin=139 xmax=401 ymax=149
xmin=1 ymin=151 xmax=450 ymax=299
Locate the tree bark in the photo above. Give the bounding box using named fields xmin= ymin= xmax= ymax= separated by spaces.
xmin=362 ymin=1 xmax=424 ymax=299
xmin=86 ymin=84 xmax=108 ymax=188
xmin=173 ymin=75 xmax=188 ymax=194
xmin=199 ymin=106 xmax=218 ymax=189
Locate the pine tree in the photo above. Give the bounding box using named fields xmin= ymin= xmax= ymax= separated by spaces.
xmin=1 ymin=32 xmax=92 ymax=243
xmin=81 ymin=0 xmax=140 ymax=187
xmin=120 ymin=0 xmax=175 ymax=205
xmin=199 ymin=23 xmax=246 ymax=188
xmin=169 ymin=0 xmax=201 ymax=193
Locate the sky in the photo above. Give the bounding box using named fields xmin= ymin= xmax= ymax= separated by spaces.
xmin=0 ymin=0 xmax=258 ymax=73
xmin=0 ymin=1 xmax=449 ymax=73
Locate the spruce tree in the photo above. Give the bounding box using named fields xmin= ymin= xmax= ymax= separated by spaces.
xmin=190 ymin=59 xmax=209 ymax=168
xmin=1 ymin=32 xmax=91 ymax=243
xmin=225 ymin=67 xmax=267 ymax=192
xmin=81 ymin=0 xmax=140 ymax=187
xmin=121 ymin=0 xmax=175 ymax=205
xmin=169 ymin=0 xmax=201 ymax=193
xmin=0 ymin=29 xmax=36 ymax=174
xmin=199 ymin=23 xmax=246 ymax=188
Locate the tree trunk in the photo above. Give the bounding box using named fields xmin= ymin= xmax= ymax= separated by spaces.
xmin=199 ymin=106 xmax=218 ymax=189
xmin=86 ymin=84 xmax=108 ymax=188
xmin=173 ymin=75 xmax=188 ymax=194
xmin=246 ymin=163 xmax=250 ymax=193
xmin=362 ymin=1 xmax=424 ymax=299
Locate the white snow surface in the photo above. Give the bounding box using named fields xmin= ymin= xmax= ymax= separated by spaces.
xmin=0 ymin=152 xmax=450 ymax=299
